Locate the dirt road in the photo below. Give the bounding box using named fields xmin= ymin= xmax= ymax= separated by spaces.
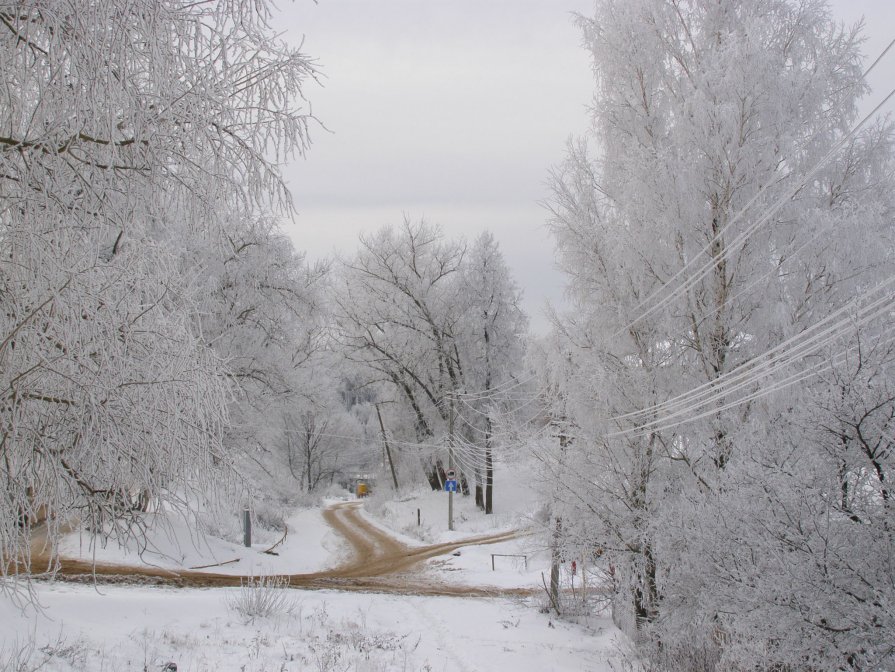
xmin=36 ymin=502 xmax=532 ymax=597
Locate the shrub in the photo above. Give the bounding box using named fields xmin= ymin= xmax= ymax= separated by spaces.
xmin=225 ymin=574 xmax=295 ymax=622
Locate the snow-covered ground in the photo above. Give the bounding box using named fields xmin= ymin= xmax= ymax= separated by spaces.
xmin=3 ymin=459 xmax=624 ymax=671
xmin=365 ymin=458 xmax=543 ymax=544
xmin=49 ymin=458 xmax=555 ymax=590
xmin=56 ymin=505 xmax=342 ymax=577
xmin=362 ymin=459 xmax=558 ymax=590
xmin=1 ymin=583 xmax=621 ymax=672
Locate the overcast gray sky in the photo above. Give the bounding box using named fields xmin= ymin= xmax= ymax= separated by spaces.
xmin=275 ymin=0 xmax=895 ymax=335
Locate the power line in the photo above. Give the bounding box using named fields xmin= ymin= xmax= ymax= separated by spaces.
xmin=611 ymin=330 xmax=895 ymax=439
xmin=611 ymin=276 xmax=895 ymax=427
xmin=608 ymin=296 xmax=895 ymax=438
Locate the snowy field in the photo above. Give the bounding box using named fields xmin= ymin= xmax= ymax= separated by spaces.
xmin=2 ymin=460 xmax=624 ymax=671
xmin=1 ymin=583 xmax=620 ymax=672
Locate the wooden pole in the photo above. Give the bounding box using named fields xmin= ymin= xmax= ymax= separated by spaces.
xmin=485 ymin=415 xmax=493 ymax=514
xmin=375 ymin=403 xmax=400 ymax=491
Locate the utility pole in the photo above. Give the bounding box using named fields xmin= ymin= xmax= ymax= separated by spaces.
xmin=448 ymin=392 xmax=455 ymax=531
xmin=375 ymin=403 xmax=399 ymax=492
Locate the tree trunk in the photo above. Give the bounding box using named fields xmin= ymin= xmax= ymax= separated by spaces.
xmin=633 ymin=541 xmax=660 ymax=628
xmin=485 ymin=416 xmax=493 ymax=514
xmin=549 ymin=515 xmax=563 ymax=614
xmin=427 ymin=459 xmax=444 ymax=490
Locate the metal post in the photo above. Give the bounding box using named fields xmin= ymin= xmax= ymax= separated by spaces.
xmin=448 ymin=393 xmax=454 ymax=532
xmin=417 ymin=508 xmax=421 ymax=527
xmin=243 ymin=507 xmax=251 ymax=548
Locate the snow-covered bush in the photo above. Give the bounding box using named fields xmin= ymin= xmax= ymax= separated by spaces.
xmin=226 ymin=575 xmax=295 ymax=623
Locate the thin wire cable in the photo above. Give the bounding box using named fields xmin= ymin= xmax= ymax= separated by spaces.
xmin=609 ymin=297 xmax=895 ymax=435
xmin=451 ymin=406 xmax=552 ymax=463
xmin=612 ymin=276 xmax=895 ymax=423
xmin=450 ymin=371 xmax=540 ymax=401
xmin=609 ymin=294 xmax=895 ymax=435
xmin=611 ymin=330 xmax=895 ymax=439
xmin=613 ymin=349 xmax=846 ymax=437
xmin=280 ymin=428 xmax=453 ymax=453
xmin=456 ymin=389 xmax=545 ymax=424
xmin=619 ymin=287 xmax=895 ymax=429
xmin=862 ymin=38 xmax=895 ymax=79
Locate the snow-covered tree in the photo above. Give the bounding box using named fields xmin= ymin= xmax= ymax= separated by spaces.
xmin=456 ymin=232 xmax=527 ymax=512
xmin=0 ymin=0 xmax=315 ymax=577
xmin=189 ymin=218 xmax=331 ymax=501
xmin=545 ymin=0 xmax=895 ymax=667
xmin=334 ymin=220 xmax=528 ymax=499
xmin=333 ymin=218 xmax=467 ymax=484
xmin=334 ymin=218 xmax=466 ymax=438
xmin=279 ymin=389 xmax=365 ymax=494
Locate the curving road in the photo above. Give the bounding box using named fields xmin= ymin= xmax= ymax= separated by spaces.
xmin=34 ymin=502 xmax=532 ymax=597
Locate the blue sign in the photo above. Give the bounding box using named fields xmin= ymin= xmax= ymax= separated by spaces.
xmin=445 ymin=479 xmax=458 ymax=492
